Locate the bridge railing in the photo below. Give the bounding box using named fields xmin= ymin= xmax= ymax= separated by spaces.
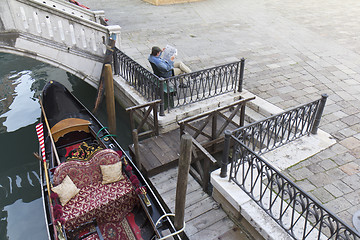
xmin=3 ymin=0 xmax=121 ymax=56
xmin=113 ymin=48 xmax=244 ymax=115
xmin=31 ymin=0 xmax=106 ymax=23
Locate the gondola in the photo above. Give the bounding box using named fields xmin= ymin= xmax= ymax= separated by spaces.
xmin=35 ymin=81 xmax=182 ymax=240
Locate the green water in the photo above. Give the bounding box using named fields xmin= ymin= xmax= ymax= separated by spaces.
xmin=0 ymin=52 xmax=132 ymax=239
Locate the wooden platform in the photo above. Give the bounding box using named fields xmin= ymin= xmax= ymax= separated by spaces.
xmin=129 ymin=120 xmax=239 ymax=177
xmin=129 ymin=128 xmax=181 ymax=177
xmin=149 ymin=167 xmax=252 ymax=240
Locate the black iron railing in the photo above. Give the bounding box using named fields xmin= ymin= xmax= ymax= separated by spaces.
xmin=231 ymin=94 xmax=328 ymax=156
xmin=113 ymin=48 xmax=159 ymax=102
xmin=113 ymin=48 xmax=244 ymax=115
xmin=164 ymin=60 xmax=243 ymax=109
xmin=228 ymin=141 xmax=360 ymax=239
xmin=220 ymin=94 xmax=360 ymax=239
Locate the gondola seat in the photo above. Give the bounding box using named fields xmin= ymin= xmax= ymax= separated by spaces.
xmin=52 ymin=149 xmax=138 ymax=231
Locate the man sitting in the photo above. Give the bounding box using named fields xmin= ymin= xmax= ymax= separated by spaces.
xmin=148 ymin=46 xmax=192 ymax=80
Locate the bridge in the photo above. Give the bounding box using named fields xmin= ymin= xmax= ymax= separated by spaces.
xmin=0 ymin=0 xmax=120 ymax=87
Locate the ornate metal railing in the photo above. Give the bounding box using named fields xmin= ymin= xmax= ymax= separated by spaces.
xmin=164 ymin=60 xmax=243 ymax=109
xmin=228 ymin=141 xmax=360 ymax=239
xmin=113 ymin=48 xmax=160 ymax=102
xmin=230 ymin=94 xmax=328 ymax=156
xmin=112 ymin=48 xmax=244 ymax=115
xmin=220 ymin=94 xmax=360 ymax=239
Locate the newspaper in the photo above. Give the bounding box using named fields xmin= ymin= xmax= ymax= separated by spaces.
xmin=161 ymin=45 xmax=177 ymax=62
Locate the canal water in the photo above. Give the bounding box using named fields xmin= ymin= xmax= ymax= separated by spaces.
xmin=0 ymin=52 xmax=132 ymax=239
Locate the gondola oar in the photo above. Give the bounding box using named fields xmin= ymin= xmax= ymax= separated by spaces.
xmin=38 ymin=96 xmax=61 ymax=166
xmin=36 ymin=123 xmax=59 ymax=240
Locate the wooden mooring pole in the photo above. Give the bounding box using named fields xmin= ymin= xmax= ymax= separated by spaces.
xmin=175 ymin=133 xmax=192 ymax=234
xmin=104 ymin=64 xmax=116 ymax=135
xmin=132 ymin=129 xmax=142 ymax=171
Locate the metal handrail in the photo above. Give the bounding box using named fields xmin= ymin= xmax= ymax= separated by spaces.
xmin=231 ymin=94 xmax=327 ymax=156
xmin=113 ymin=48 xmax=245 ymax=115
xmin=220 ymin=94 xmax=360 ymax=239
xmin=229 ymin=140 xmax=360 ymax=239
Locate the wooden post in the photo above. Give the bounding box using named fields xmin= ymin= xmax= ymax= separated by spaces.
xmin=104 ymin=64 xmax=116 ymax=134
xmin=174 ymin=133 xmax=192 ymax=233
xmin=132 ymin=129 xmax=142 ymax=171
xmin=211 ymin=112 xmax=217 ymax=153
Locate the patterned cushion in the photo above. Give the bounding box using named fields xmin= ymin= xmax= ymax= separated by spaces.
xmin=62 ymin=178 xmax=138 ymax=231
xmin=52 ymin=149 xmax=138 ymax=231
xmin=52 ymin=175 xmax=80 ymax=206
xmin=100 ymin=161 xmax=124 ymax=184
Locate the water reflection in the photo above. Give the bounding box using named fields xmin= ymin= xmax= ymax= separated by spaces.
xmin=0 ymin=71 xmax=40 ymax=132
xmin=0 ymin=53 xmax=67 ymax=239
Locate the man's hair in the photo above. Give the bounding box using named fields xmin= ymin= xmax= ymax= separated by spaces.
xmin=151 ymin=46 xmax=162 ymax=56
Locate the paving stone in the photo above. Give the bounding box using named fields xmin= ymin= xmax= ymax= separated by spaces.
xmin=343 ymin=189 xmax=360 ymax=207
xmin=332 ymin=180 xmax=355 ymax=195
xmin=324 ymin=184 xmax=344 ymax=198
xmin=306 ymin=163 xmax=325 ymax=174
xmin=340 ymin=162 xmax=360 ymax=176
xmin=339 ymin=137 xmax=360 ymax=150
xmin=342 ymin=174 xmax=360 ymax=190
xmin=326 ymin=168 xmax=348 ymax=180
xmin=319 ymin=159 xmax=338 ymax=170
xmin=341 ymin=115 xmax=360 ymax=126
xmin=307 ymin=172 xmax=334 ymax=188
xmin=336 ymin=210 xmax=353 ymax=227
xmin=310 ymin=187 xmax=334 ymax=203
xmin=324 ymin=197 xmax=352 ymax=214
xmin=288 ymin=167 xmax=314 ymax=181
xmin=328 ymin=143 xmax=349 ymax=155
xmin=294 ymin=179 xmax=316 ymax=193
xmin=338 ymin=127 xmax=357 ymax=137
xmin=316 ymin=149 xmax=338 ymax=160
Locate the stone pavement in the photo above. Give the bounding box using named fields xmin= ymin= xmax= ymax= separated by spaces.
xmin=85 ymin=0 xmax=360 ymax=228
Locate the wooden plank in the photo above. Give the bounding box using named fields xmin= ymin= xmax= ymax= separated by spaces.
xmin=162 ymin=129 xmax=181 ymax=153
xmin=183 ymin=197 xmax=217 ymax=222
xmin=216 ymin=227 xmax=253 ymax=240
xmin=144 ymin=138 xmax=168 ymax=164
xmin=185 ymin=208 xmax=228 ymax=237
xmin=149 ymin=167 xmax=178 ymax=185
xmin=138 ymin=143 xmax=162 ymax=174
xmin=189 ymin=218 xmax=238 ymax=240
xmin=152 ymin=135 xmax=178 ymax=163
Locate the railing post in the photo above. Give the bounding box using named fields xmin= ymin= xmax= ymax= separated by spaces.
xmin=153 ymin=102 xmax=159 ymax=136
xmin=220 ymin=130 xmax=232 ymax=178
xmin=238 ymin=58 xmax=245 ymax=92
xmin=159 ymin=79 xmax=165 ymax=116
xmin=113 ymin=50 xmax=119 ymax=75
xmin=311 ymin=93 xmax=328 ymax=134
xmin=132 ymin=129 xmax=142 ymax=171
xmin=240 ymin=103 xmax=246 ymax=127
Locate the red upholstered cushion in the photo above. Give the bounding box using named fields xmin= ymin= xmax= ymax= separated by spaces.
xmin=52 ymin=149 xmax=138 ymax=231
xmin=62 ymin=178 xmax=138 ymax=231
